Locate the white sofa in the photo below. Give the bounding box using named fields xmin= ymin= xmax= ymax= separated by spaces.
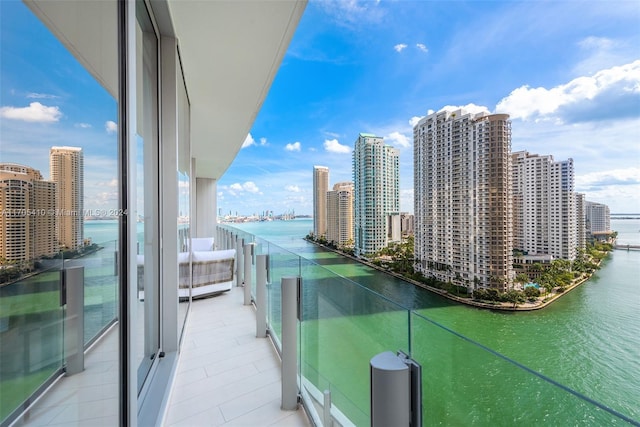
xmin=183 ymin=248 xmax=235 ymax=299
xmin=137 ymin=237 xmax=236 ymax=300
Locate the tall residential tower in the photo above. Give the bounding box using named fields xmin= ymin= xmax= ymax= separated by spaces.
xmin=585 ymin=200 xmax=611 ymax=236
xmin=313 ymin=165 xmax=329 ymax=238
xmin=50 ymin=146 xmax=84 ymax=250
xmin=512 ymin=151 xmax=578 ymax=260
xmin=353 ymin=133 xmax=399 ymax=257
xmin=413 ymin=109 xmax=513 ymax=290
xmin=326 ymin=182 xmax=354 ymax=247
xmin=0 ymin=163 xmax=57 ymax=262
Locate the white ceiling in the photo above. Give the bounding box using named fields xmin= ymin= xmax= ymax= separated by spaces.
xmin=168 ymin=1 xmax=305 ymax=179
xmin=24 ymin=0 xmax=306 ymax=180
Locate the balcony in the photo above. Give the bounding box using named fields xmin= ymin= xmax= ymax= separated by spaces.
xmin=3 ymin=225 xmax=637 ymax=426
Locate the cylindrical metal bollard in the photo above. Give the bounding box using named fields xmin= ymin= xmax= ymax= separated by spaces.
xmin=243 ymin=243 xmax=254 ymax=305
xmin=370 ymin=351 xmax=410 ymax=427
xmin=256 ymin=254 xmax=268 ymax=338
xmin=63 ymin=266 xmax=85 ymax=375
xmin=281 ymin=276 xmax=299 ymax=410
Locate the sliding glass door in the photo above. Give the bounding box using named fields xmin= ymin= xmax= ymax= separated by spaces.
xmin=134 ymin=1 xmax=160 ymax=394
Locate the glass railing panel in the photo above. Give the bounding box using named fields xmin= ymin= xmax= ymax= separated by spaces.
xmin=62 ymin=239 xmax=118 ymax=345
xmin=300 ymin=257 xmax=409 ymax=426
xmin=0 ymin=262 xmax=65 ymax=423
xmin=409 ymin=311 xmax=637 ymax=426
xmin=264 ymin=242 xmax=301 ymax=348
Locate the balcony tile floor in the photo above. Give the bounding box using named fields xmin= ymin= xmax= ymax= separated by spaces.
xmin=164 ymin=285 xmax=311 ymax=427
xmin=16 ymin=286 xmax=310 ymax=427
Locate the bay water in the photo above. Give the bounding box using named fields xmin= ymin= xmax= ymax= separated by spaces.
xmin=234 ymin=217 xmax=640 ymax=423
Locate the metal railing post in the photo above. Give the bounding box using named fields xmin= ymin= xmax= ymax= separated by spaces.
xmin=256 ymin=254 xmax=268 ymax=338
xmin=236 ymin=237 xmax=244 ymax=287
xmin=243 ymin=243 xmax=254 ymax=305
xmin=63 ymin=266 xmax=85 ymax=375
xmin=323 ymin=390 xmax=332 ymax=427
xmin=281 ymin=276 xmax=299 ymax=410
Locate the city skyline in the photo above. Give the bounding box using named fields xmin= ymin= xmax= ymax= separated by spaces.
xmin=2 ymin=1 xmax=639 ymax=216
xmin=216 ymin=1 xmax=640 ymax=216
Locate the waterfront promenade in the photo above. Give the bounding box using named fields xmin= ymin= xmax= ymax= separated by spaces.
xmin=304 ymin=238 xmax=602 ymax=312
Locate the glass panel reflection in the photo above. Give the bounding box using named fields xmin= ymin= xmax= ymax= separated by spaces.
xmin=135 ymin=1 xmax=160 ymax=393
xmin=178 ymin=71 xmax=190 ymax=336
xmin=0 ymin=1 xmax=119 ymax=424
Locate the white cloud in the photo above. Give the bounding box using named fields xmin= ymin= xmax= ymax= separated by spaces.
xmin=324 ymin=138 xmax=351 ymax=154
xmin=385 ymin=131 xmax=411 ymax=148
xmin=575 ymin=167 xmax=640 ymax=189
xmin=416 ymin=43 xmax=428 ymax=53
xmin=0 ymin=102 xmax=62 ymax=122
xmin=495 ymin=60 xmax=640 ymax=122
xmin=438 ymin=103 xmax=490 ymax=116
xmin=259 ymin=137 xmax=268 ymax=146
xmin=243 ymin=181 xmax=260 ymax=193
xmin=228 ymin=181 xmax=261 ymax=195
xmin=394 ymin=43 xmax=408 ymax=52
xmin=409 ymin=116 xmax=423 ymax=127
xmin=105 ymin=120 xmax=118 ymax=134
xmin=285 ymin=142 xmax=301 ymax=152
xmin=242 ymin=133 xmax=256 ymax=148
xmin=285 ymin=185 xmax=301 ymax=193
xmin=26 ymin=92 xmax=59 ymax=99
xmin=318 ymin=0 xmax=385 ymax=27
xmin=75 ymin=123 xmax=92 ymax=129
xmin=578 ymin=36 xmax=614 ymax=51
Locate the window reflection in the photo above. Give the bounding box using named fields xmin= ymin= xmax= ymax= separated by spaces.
xmin=0 ymin=1 xmax=119 ymax=424
xmin=135 ymin=1 xmax=160 ymax=393
xmin=178 ymin=72 xmax=191 ymax=334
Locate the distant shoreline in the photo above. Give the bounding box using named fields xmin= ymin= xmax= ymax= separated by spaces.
xmin=304 ymin=238 xmax=600 ymax=312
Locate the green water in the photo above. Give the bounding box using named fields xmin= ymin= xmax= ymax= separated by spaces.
xmin=235 ymin=218 xmax=640 ymax=424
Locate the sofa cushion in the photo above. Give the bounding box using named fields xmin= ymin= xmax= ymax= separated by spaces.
xmin=192 ymin=248 xmax=235 ymax=262
xmin=190 ymin=237 xmax=214 ymax=251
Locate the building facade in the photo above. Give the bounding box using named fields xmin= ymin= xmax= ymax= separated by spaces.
xmin=50 ymin=146 xmax=84 ymax=250
xmin=0 ymin=164 xmax=57 ymax=262
xmin=353 ymin=133 xmax=399 ymax=257
xmin=413 ymin=109 xmax=513 ymax=290
xmin=576 ymin=193 xmax=586 ymax=250
xmin=313 ymin=165 xmax=329 ymax=238
xmin=400 ymin=212 xmax=414 ymax=237
xmin=512 ymin=151 xmax=578 ymax=260
xmin=585 ymin=200 xmax=611 ymax=235
xmin=326 ymin=181 xmax=354 ymax=246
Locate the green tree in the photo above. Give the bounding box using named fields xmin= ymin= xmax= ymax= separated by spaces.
xmin=515 ymin=273 xmax=530 ymax=287
xmin=524 ymin=286 xmax=540 ymax=300
xmin=502 ymin=289 xmax=526 ymax=308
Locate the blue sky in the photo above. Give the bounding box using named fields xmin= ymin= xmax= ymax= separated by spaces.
xmin=218 ymin=0 xmax=640 ymax=216
xmin=1 ymin=1 xmax=639 ymax=216
xmin=0 ymin=1 xmax=119 ymax=212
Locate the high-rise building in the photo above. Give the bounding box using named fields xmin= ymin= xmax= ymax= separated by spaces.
xmin=326 ymin=182 xmax=354 ymax=246
xmin=512 ymin=151 xmax=577 ymax=260
xmin=575 ymin=193 xmax=586 ymax=250
xmin=400 ymin=212 xmax=414 ymax=237
xmin=313 ymin=165 xmax=329 ymax=238
xmin=50 ymin=146 xmax=84 ymax=250
xmin=414 ymin=109 xmax=513 ymax=290
xmin=353 ymin=133 xmax=399 ymax=257
xmin=0 ymin=163 xmax=57 ymax=262
xmin=585 ymin=200 xmax=611 ymax=235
